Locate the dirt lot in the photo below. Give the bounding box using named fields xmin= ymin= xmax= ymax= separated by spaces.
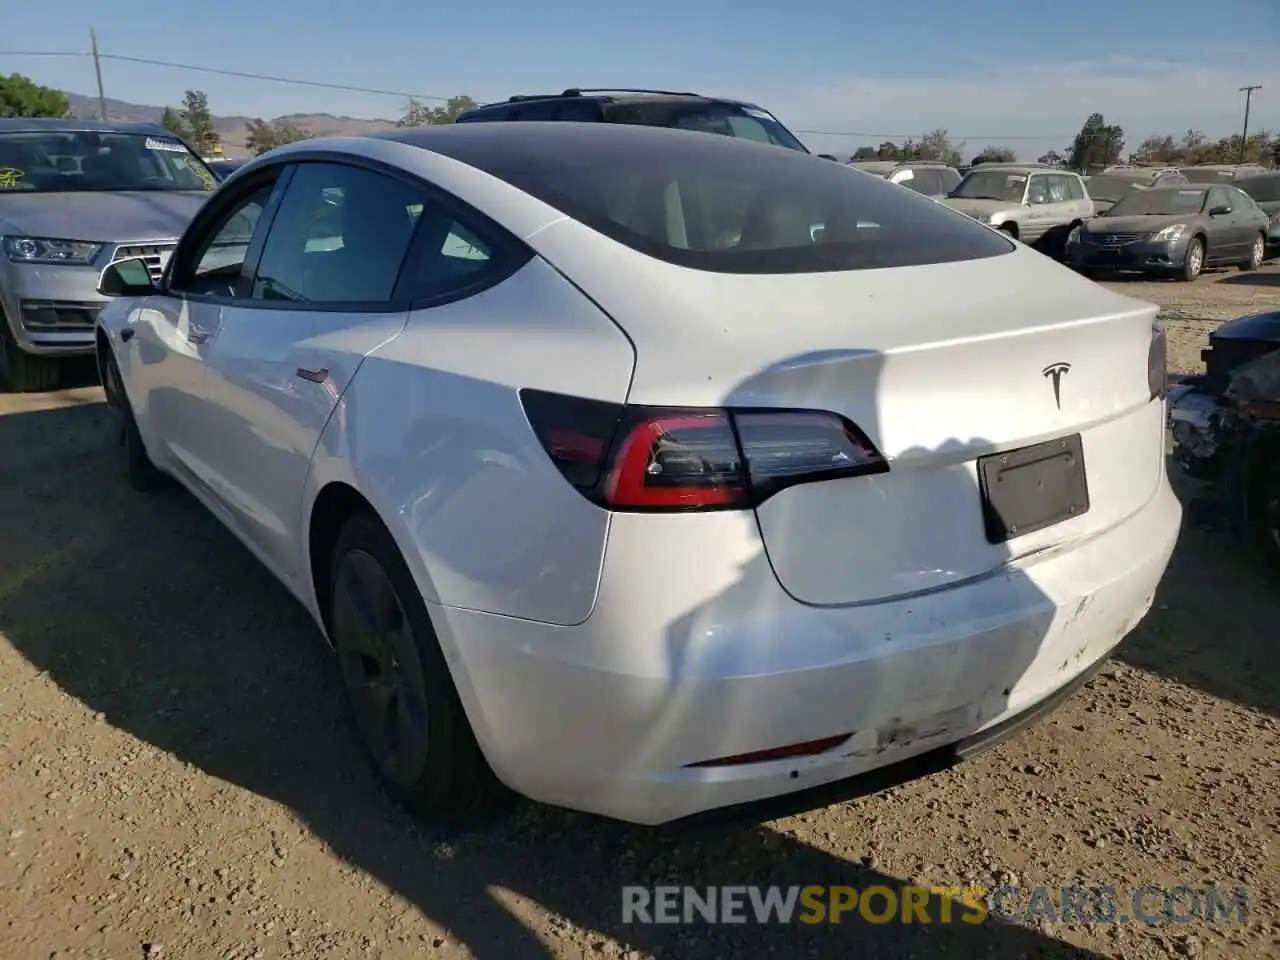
xmin=1 ymin=264 xmax=1278 ymax=960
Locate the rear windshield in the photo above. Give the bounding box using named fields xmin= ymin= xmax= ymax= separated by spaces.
xmin=426 ymin=126 xmax=1012 ymax=274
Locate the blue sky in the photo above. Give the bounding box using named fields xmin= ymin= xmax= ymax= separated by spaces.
xmin=4 ymin=0 xmax=1278 ymax=160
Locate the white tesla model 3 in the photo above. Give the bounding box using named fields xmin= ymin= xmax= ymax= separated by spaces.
xmin=94 ymin=122 xmax=1181 ymax=826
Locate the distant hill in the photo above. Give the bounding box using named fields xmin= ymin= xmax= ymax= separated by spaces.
xmin=62 ymin=92 xmax=398 ymax=158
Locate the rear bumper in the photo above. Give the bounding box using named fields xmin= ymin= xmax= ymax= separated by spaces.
xmin=431 ymin=477 xmax=1182 ymax=825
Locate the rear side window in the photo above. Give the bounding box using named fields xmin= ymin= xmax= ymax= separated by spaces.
xmin=438 ymin=129 xmax=1012 ymax=274
xmin=252 ymin=162 xmax=425 ymax=304
xmin=939 ymin=168 xmax=961 ymax=193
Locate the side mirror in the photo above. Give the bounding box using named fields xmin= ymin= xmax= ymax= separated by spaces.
xmin=816 ymin=153 xmax=838 ymax=161
xmin=98 ymin=257 xmax=157 ymax=297
xmin=1208 ymin=204 xmax=1232 ymax=216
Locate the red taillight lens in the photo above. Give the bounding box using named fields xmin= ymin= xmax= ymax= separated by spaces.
xmin=1149 ymin=324 xmax=1168 ymax=401
xmin=606 ymin=412 xmax=747 ymax=508
xmin=520 ymin=389 xmax=887 ymax=512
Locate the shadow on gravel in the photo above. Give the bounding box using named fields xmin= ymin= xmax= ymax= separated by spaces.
xmin=0 ymin=400 xmax=1108 ymax=960
xmin=1216 ymin=272 xmax=1280 ymax=288
xmin=1116 ymin=471 xmax=1279 ymax=718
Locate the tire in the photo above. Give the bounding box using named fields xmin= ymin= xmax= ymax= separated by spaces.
xmin=0 ymin=319 xmax=61 ymax=393
xmin=102 ymin=349 xmax=170 ymax=492
xmin=1240 ymin=233 xmax=1266 ymax=272
xmin=1179 ymin=237 xmax=1205 ymax=282
xmin=328 ymin=511 xmax=505 ymax=824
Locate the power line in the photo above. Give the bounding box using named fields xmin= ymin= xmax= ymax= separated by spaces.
xmin=793 ymin=128 xmax=1071 ymax=141
xmin=0 ymin=48 xmax=452 ymax=102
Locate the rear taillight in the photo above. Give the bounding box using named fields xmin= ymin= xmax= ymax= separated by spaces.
xmin=520 ymin=389 xmax=887 ymax=512
xmin=1149 ymin=324 xmax=1168 ymax=401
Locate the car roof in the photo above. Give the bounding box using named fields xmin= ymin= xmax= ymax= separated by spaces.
xmin=370 ymin=117 xmax=794 ymax=166
xmin=965 ymin=163 xmax=1059 ymax=174
xmin=468 ymin=88 xmax=765 ymax=112
xmin=1098 ymin=167 xmax=1182 ymax=178
xmin=0 ymin=117 xmax=173 ymax=136
xmin=1144 ymin=182 xmax=1210 ymax=191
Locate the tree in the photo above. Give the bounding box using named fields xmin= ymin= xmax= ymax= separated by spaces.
xmin=0 ymin=72 xmax=69 ymax=118
xmin=397 ymin=95 xmax=478 ymax=127
xmin=1067 ymin=113 xmax=1124 ymax=172
xmin=1130 ymin=134 xmax=1179 ymax=165
xmin=849 ymin=145 xmax=879 ymax=161
xmin=1037 ymin=149 xmax=1064 ymax=167
xmin=909 ymin=129 xmax=963 ymax=166
xmin=244 ymin=117 xmax=309 ymax=156
xmin=875 ymin=141 xmax=900 ymax=160
xmin=181 ymin=90 xmax=220 ymax=155
xmin=161 ymin=106 xmax=190 ymax=140
xmin=972 ymin=145 xmax=1016 ymax=164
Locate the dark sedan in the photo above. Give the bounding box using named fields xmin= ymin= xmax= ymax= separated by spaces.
xmin=1234 ymin=173 xmax=1280 ymax=253
xmin=1066 ymin=183 xmax=1270 ymax=281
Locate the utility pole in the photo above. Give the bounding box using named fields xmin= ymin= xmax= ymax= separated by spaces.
xmin=91 ymin=29 xmax=107 ymax=121
xmin=1238 ymin=85 xmax=1262 ymax=164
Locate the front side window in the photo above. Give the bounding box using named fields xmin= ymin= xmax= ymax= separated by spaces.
xmin=252 ymin=162 xmax=426 ymax=304
xmin=951 ymin=170 xmax=1028 ymax=203
xmin=0 ymin=130 xmax=215 ymax=194
xmin=427 ymin=127 xmax=1012 ymax=274
xmin=170 ymin=182 xmax=276 ymax=298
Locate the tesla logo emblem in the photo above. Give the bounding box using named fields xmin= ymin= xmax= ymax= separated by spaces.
xmin=1043 ymin=362 xmax=1071 ymax=409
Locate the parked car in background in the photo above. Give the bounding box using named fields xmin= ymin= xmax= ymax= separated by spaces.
xmin=1180 ymin=164 xmax=1269 ymax=184
xmin=847 ymin=160 xmax=962 ymax=198
xmin=1067 ymin=183 xmax=1270 ymax=280
xmin=942 ymin=164 xmax=1093 ymax=251
xmin=94 ymin=121 xmax=1178 ymax=826
xmin=1084 ymin=166 xmax=1189 ymax=215
xmin=1234 ymin=172 xmax=1280 ymax=253
xmin=208 ymin=158 xmax=249 ymax=181
xmin=0 ymin=119 xmax=216 ymax=391
xmin=455 ymin=87 xmax=811 ymax=153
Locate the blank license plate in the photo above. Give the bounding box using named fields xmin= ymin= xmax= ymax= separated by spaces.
xmin=978 ymin=435 xmax=1089 ymax=544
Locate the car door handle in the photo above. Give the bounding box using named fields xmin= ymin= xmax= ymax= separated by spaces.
xmin=296 ymin=366 xmax=329 ymax=384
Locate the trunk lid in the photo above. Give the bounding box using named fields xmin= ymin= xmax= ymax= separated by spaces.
xmin=530 ymin=223 xmax=1165 ymax=605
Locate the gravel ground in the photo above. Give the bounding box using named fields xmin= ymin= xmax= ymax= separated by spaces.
xmin=1 ymin=264 xmax=1278 ymax=960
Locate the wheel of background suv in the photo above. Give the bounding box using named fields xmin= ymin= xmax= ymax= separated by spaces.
xmin=1240 ymin=233 xmax=1266 ymax=272
xmin=329 ymin=511 xmax=504 ymax=824
xmin=1179 ymin=237 xmax=1205 ymax=282
xmin=102 ymin=350 xmax=170 ymax=492
xmin=0 ymin=317 xmax=61 ymax=393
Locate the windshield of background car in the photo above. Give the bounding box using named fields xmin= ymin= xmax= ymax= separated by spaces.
xmin=1083 ymin=174 xmax=1144 ymax=203
xmin=1107 ymin=188 xmax=1207 ymax=217
xmin=1237 ymin=176 xmax=1280 ymax=203
xmin=950 ymin=170 xmax=1027 ymax=203
xmin=430 ymin=126 xmax=1012 ymax=274
xmin=0 ymin=131 xmax=215 ymax=194
xmin=608 ymin=100 xmax=809 ymax=153
xmin=1180 ymin=168 xmax=1235 ymax=184
xmin=669 ymin=104 xmax=808 ymax=152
